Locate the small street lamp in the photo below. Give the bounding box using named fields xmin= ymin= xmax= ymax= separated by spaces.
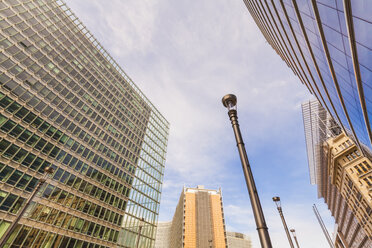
xmin=290 ymin=229 xmax=301 ymax=248
xmin=208 ymin=239 xmax=213 ymax=248
xmin=0 ymin=166 xmax=54 ymax=247
xmin=272 ymin=196 xmax=294 ymax=248
xmin=222 ymin=94 xmax=272 ymax=248
xmin=136 ymin=217 xmax=145 ymax=248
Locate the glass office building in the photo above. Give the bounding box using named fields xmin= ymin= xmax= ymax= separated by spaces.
xmin=243 ymin=0 xmax=372 ymax=152
xmin=0 ymin=0 xmax=169 ymax=247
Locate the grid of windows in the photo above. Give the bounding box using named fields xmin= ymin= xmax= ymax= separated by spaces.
xmin=302 ymin=100 xmax=371 ymax=247
xmin=244 ymin=0 xmax=372 ymax=152
xmin=0 ymin=0 xmax=169 ymax=247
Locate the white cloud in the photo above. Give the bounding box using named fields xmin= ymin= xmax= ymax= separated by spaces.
xmin=65 ymin=1 xmax=336 ymax=247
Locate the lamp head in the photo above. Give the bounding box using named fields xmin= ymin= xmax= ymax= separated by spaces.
xmin=44 ymin=166 xmax=54 ymax=175
xmin=290 ymin=229 xmax=295 ymax=233
xmin=222 ymin=94 xmax=237 ymax=111
xmin=272 ymin=196 xmax=281 ymax=208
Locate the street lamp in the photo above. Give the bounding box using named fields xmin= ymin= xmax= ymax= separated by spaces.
xmin=208 ymin=239 xmax=213 ymax=248
xmin=272 ymin=196 xmax=294 ymax=248
xmin=136 ymin=217 xmax=145 ymax=248
xmin=0 ymin=166 xmax=54 ymax=247
xmin=222 ymin=94 xmax=272 ymax=248
xmin=290 ymin=229 xmax=301 ymax=248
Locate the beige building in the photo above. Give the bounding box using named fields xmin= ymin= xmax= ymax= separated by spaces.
xmin=154 ymin=221 xmax=171 ymax=248
xmin=155 ymin=185 xmax=228 ymax=248
xmin=226 ymin=232 xmax=252 ymax=248
xmin=302 ymin=100 xmax=372 ymax=248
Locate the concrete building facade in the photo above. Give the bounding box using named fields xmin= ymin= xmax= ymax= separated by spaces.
xmin=154 ymin=186 xmax=228 ymax=248
xmin=226 ymin=232 xmax=252 ymax=248
xmin=0 ymin=0 xmax=169 ymax=247
xmin=154 ymin=221 xmax=171 ymax=248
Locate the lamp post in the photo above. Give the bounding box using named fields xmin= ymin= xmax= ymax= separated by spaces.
xmin=222 ymin=94 xmax=272 ymax=248
xmin=290 ymin=229 xmax=301 ymax=248
xmin=273 ymin=196 xmax=294 ymax=248
xmin=136 ymin=217 xmax=145 ymax=248
xmin=0 ymin=166 xmax=54 ymax=247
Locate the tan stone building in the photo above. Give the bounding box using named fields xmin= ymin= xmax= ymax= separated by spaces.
xmin=155 ymin=185 xmax=228 ymax=248
xmin=302 ymin=100 xmax=372 ymax=248
xmin=154 ymin=221 xmax=171 ymax=248
xmin=226 ymin=232 xmax=252 ymax=248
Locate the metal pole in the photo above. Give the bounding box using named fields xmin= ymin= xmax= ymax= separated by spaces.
xmin=292 ymin=233 xmax=300 ymax=248
xmin=0 ymin=178 xmax=46 ymax=247
xmin=276 ymin=206 xmax=294 ymax=248
xmin=312 ymin=204 xmax=335 ymax=248
xmin=136 ymin=218 xmax=144 ymax=248
xmin=223 ymin=94 xmax=272 ymax=248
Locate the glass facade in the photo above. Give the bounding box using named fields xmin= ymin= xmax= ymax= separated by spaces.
xmin=0 ymin=0 xmax=169 ymax=247
xmin=243 ymin=0 xmax=372 ymax=152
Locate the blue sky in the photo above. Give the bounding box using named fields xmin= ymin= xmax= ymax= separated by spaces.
xmin=64 ymin=0 xmax=336 ymax=247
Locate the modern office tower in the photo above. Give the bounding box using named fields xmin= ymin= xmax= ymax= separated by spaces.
xmin=226 ymin=232 xmax=252 ymax=248
xmin=0 ymin=0 xmax=169 ymax=247
xmin=302 ymin=100 xmax=371 ymax=248
xmin=154 ymin=186 xmax=228 ymax=248
xmin=243 ymin=0 xmax=372 ymax=152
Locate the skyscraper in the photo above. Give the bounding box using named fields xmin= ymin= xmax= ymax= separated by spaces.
xmin=302 ymin=100 xmax=371 ymax=248
xmin=154 ymin=185 xmax=228 ymax=248
xmin=243 ymin=0 xmax=372 ymax=152
xmin=0 ymin=0 xmax=169 ymax=247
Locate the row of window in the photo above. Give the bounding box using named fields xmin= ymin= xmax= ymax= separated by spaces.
xmin=0 ymin=189 xmax=25 ymax=214
xmin=0 ymin=130 xmax=132 ymax=196
xmin=0 ymin=155 xmax=127 ymax=221
xmin=0 ymin=164 xmax=38 ymax=192
xmin=39 ymin=182 xmax=124 ymax=226
xmin=335 ymin=139 xmax=353 ymax=153
xmin=345 ymin=149 xmax=361 ymax=162
xmin=0 ymin=221 xmax=110 ymax=248
xmin=0 ymin=77 xmax=140 ymax=172
xmin=0 ymin=109 xmax=134 ymax=192
xmin=0 ymin=137 xmax=129 ymax=215
xmin=0 ymin=94 xmax=136 ymax=186
xmin=353 ymin=160 xmax=372 ymax=176
xmin=28 ymin=202 xmax=119 ymax=242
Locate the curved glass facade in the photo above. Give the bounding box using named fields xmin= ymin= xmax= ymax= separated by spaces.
xmin=243 ymin=0 xmax=372 ymax=152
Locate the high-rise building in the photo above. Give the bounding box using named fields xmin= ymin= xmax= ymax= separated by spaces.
xmin=0 ymin=0 xmax=169 ymax=247
xmin=226 ymin=232 xmax=252 ymax=248
xmin=243 ymin=0 xmax=372 ymax=152
xmin=154 ymin=185 xmax=228 ymax=248
xmin=302 ymin=100 xmax=371 ymax=248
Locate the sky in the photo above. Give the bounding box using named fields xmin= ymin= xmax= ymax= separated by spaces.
xmin=64 ymin=0 xmax=337 ymax=247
